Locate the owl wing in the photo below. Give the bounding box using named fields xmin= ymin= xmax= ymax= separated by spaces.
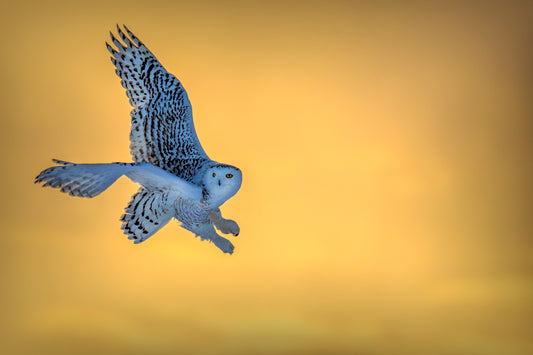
xmin=107 ymin=25 xmax=209 ymax=179
xmin=120 ymin=188 xmax=175 ymax=244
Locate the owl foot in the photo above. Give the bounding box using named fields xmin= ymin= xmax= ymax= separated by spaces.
xmin=212 ymin=236 xmax=235 ymax=255
xmin=215 ymin=219 xmax=240 ymax=236
xmin=188 ymin=221 xmax=235 ymax=255
xmin=209 ymin=209 xmax=240 ymax=236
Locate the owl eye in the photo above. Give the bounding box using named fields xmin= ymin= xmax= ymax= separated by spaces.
xmin=212 ymin=172 xmax=216 ymax=177
xmin=226 ymin=173 xmax=233 ymax=178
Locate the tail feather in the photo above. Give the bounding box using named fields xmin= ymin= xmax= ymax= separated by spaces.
xmin=35 ymin=160 xmax=131 ymax=198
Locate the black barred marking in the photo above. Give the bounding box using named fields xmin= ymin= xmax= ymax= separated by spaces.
xmin=131 ymin=196 xmax=143 ymax=217
xmin=145 ymin=63 xmax=155 ymax=80
xmin=140 ymin=195 xmax=150 ymax=217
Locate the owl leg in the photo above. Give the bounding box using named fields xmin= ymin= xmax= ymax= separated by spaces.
xmin=209 ymin=209 xmax=240 ymax=236
xmin=185 ymin=222 xmax=235 ymax=255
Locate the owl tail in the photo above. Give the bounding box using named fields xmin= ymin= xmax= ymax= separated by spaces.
xmin=34 ymin=159 xmax=131 ymax=198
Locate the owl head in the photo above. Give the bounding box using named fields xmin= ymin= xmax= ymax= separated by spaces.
xmin=202 ymin=164 xmax=242 ymax=207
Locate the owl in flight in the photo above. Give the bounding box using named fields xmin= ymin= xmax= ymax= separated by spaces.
xmin=35 ymin=25 xmax=242 ymax=254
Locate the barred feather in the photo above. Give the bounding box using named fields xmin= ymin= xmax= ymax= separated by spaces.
xmin=107 ymin=25 xmax=208 ymax=180
xmin=120 ymin=188 xmax=174 ymax=243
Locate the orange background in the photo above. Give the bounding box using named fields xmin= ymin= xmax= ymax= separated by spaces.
xmin=1 ymin=1 xmax=532 ymax=354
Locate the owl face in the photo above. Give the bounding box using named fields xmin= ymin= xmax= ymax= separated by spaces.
xmin=203 ymin=164 xmax=242 ymax=207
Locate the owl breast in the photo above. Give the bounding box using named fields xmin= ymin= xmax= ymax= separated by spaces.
xmin=174 ymin=196 xmax=210 ymax=228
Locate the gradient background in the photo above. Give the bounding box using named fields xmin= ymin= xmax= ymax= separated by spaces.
xmin=1 ymin=1 xmax=532 ymax=354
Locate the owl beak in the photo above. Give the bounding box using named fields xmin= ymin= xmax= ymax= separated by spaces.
xmin=218 ymin=179 xmax=221 ymax=186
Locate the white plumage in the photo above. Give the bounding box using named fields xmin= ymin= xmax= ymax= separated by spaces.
xmin=35 ymin=26 xmax=242 ymax=254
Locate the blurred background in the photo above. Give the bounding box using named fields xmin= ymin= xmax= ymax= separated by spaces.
xmin=1 ymin=1 xmax=532 ymax=354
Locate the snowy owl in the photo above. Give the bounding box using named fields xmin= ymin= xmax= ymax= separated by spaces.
xmin=35 ymin=25 xmax=242 ymax=254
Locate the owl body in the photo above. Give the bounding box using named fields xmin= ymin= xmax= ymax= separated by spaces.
xmin=35 ymin=26 xmax=242 ymax=254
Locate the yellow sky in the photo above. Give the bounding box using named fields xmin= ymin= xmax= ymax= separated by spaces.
xmin=1 ymin=1 xmax=532 ymax=354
